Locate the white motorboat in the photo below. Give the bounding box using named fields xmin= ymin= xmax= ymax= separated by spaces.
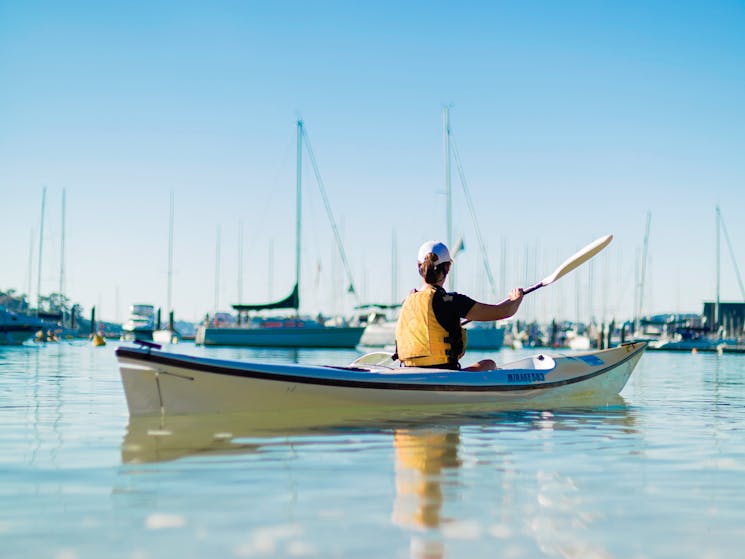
xmin=121 ymin=304 xmax=156 ymax=341
xmin=359 ymin=319 xmax=396 ymax=348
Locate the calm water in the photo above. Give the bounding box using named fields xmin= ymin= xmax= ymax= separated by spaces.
xmin=1 ymin=341 xmax=744 ymax=559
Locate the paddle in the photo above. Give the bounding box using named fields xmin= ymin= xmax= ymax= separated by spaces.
xmin=520 ymin=233 xmax=613 ymax=296
xmin=462 ymin=233 xmax=613 ymax=324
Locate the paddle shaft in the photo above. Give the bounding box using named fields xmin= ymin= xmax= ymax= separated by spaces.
xmin=522 ymin=281 xmax=543 ymax=296
xmin=463 ymin=281 xmax=542 ymax=324
xmin=488 ymin=281 xmax=543 ymax=307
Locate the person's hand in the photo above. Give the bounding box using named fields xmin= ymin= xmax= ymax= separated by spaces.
xmin=509 ymin=288 xmax=524 ymax=302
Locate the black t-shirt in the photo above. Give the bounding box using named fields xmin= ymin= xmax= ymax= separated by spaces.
xmin=431 ymin=285 xmax=476 ymax=333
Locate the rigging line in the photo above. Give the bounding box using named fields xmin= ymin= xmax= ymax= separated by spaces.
xmin=449 ymin=132 xmax=498 ymax=299
xmin=717 ymin=208 xmax=745 ymax=300
xmin=301 ymin=127 xmax=361 ymax=305
xmin=246 ymin=130 xmax=295 ymax=252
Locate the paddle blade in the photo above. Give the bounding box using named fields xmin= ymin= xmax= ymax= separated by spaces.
xmin=351 ymin=352 xmax=397 ymax=367
xmin=542 ymin=234 xmax=613 ymax=285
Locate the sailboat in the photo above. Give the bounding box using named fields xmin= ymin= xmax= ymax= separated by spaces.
xmin=195 ymin=120 xmax=364 ymax=348
xmin=648 ymin=206 xmax=744 ymax=351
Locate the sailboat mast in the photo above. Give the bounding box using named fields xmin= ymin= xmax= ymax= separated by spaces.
xmin=635 ymin=211 xmax=651 ymax=334
xmin=296 ymin=119 xmax=303 ymax=316
xmin=59 ymin=188 xmax=66 ymax=305
xmin=268 ymin=238 xmax=274 ymax=299
xmin=714 ymin=206 xmax=722 ymax=329
xmin=27 ymin=229 xmax=34 ymax=308
xmin=237 ymin=219 xmax=243 ymax=305
xmin=443 ymin=106 xmax=452 ymax=249
xmin=391 ymin=230 xmax=398 ymax=306
xmin=167 ymin=191 xmax=174 ymax=313
xmin=36 ymin=186 xmax=46 ymax=315
xmin=214 ymin=225 xmax=221 ymax=314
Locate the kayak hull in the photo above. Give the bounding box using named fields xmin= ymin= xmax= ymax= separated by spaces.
xmin=116 ymin=342 xmax=646 ymax=417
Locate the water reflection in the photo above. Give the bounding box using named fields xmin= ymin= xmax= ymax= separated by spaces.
xmin=120 ymin=409 xmax=387 ymax=463
xmin=120 ymin=408 xmax=436 ymax=463
xmin=393 ymin=428 xmax=460 ymax=529
xmin=392 ymin=427 xmax=460 ymax=559
xmin=387 ymin=401 xmax=637 ymax=559
xmin=122 ymin=415 xmax=264 ymax=463
xmin=120 ymin=400 xmax=637 ymax=559
xmin=121 ymin=396 xmax=636 ymax=464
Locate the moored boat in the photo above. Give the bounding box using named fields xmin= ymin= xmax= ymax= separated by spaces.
xmin=647 ymin=335 xmax=724 ymax=352
xmin=359 ymin=319 xmax=396 ymax=348
xmin=121 ymin=304 xmax=156 ymax=341
xmin=116 ymin=341 xmax=647 ymax=417
xmin=152 ymin=328 xmax=181 ymax=345
xmin=196 ymin=119 xmax=363 ymax=349
xmin=357 ymin=304 xmax=399 ymax=348
xmin=196 ymin=316 xmax=364 ymax=348
xmin=0 ymin=306 xmax=43 ymax=345
xmin=465 ymin=321 xmax=506 ymax=349
xmin=195 ymin=289 xmax=363 ymax=348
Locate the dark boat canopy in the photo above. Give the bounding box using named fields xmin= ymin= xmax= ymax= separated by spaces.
xmin=232 ymin=284 xmax=299 ymax=312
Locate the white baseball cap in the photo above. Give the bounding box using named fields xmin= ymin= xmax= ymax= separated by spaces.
xmin=417 ymin=240 xmax=452 ymax=266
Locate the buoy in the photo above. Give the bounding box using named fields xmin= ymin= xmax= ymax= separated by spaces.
xmin=92 ymin=333 xmax=106 ymax=346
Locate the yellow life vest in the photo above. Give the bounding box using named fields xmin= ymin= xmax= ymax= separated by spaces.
xmin=395 ymin=285 xmax=467 ymax=367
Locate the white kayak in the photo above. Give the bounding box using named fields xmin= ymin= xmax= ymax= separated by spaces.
xmin=116 ymin=341 xmax=647 ymax=417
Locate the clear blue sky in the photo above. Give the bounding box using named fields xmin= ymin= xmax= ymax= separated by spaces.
xmin=2 ymin=0 xmax=744 ymax=324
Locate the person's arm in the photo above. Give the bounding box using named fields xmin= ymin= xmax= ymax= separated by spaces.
xmin=464 ymin=288 xmax=524 ymax=322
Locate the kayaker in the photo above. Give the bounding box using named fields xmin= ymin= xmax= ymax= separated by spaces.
xmin=394 ymin=240 xmax=524 ymax=372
